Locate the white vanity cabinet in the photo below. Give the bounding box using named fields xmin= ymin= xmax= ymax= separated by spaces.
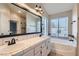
xmin=34 ymin=44 xmax=42 ymax=56
xmin=22 ymin=39 xmax=51 ymax=56
xmin=46 ymin=39 xmax=51 ymax=55
xmin=12 ymin=51 xmax=24 ymax=56
xmin=5 ymin=37 xmax=50 ymax=56
xmin=41 ymin=42 xmax=47 ymax=56
xmin=23 ymin=49 xmax=34 ymax=56
xmin=35 ymin=51 xmax=41 ymax=56
xmin=41 ymin=39 xmax=51 ymax=56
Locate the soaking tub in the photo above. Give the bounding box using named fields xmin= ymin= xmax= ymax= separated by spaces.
xmin=50 ymin=37 xmax=77 ymax=56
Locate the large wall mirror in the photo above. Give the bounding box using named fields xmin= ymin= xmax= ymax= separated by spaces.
xmin=0 ymin=3 xmax=42 ymax=38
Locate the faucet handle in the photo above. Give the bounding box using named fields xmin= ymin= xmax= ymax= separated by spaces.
xmin=5 ymin=41 xmax=10 ymax=43
xmin=5 ymin=41 xmax=11 ymax=45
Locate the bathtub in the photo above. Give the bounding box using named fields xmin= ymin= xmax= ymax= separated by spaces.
xmin=50 ymin=37 xmax=77 ymax=56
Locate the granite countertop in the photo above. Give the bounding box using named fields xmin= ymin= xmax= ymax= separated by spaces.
xmin=0 ymin=36 xmax=50 ymax=56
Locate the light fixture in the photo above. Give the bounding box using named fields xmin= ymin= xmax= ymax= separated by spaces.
xmin=40 ymin=10 xmax=44 ymax=14
xmin=39 ymin=6 xmax=42 ymax=11
xmin=35 ymin=5 xmax=44 ymax=14
xmin=18 ymin=10 xmax=21 ymax=13
xmin=35 ymin=5 xmax=39 ymax=10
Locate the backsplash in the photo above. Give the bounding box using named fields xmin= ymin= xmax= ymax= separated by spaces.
xmin=0 ymin=34 xmax=40 ymax=46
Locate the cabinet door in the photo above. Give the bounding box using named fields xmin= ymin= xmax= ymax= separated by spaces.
xmin=41 ymin=42 xmax=47 ymax=56
xmin=42 ymin=47 xmax=47 ymax=56
xmin=46 ymin=40 xmax=51 ymax=55
xmin=35 ymin=44 xmax=42 ymax=56
xmin=23 ymin=49 xmax=34 ymax=56
xmin=35 ymin=44 xmax=41 ymax=54
xmin=35 ymin=51 xmax=41 ymax=56
xmin=42 ymin=42 xmax=46 ymax=48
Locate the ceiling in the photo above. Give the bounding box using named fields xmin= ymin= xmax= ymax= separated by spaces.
xmin=42 ymin=3 xmax=74 ymax=15
xmin=26 ymin=3 xmax=36 ymax=9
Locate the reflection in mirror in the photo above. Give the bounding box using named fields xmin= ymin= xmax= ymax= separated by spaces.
xmin=26 ymin=12 xmax=41 ymax=33
xmin=10 ymin=20 xmax=17 ymax=35
xmin=0 ymin=3 xmax=41 ymax=36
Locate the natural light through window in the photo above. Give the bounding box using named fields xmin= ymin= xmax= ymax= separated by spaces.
xmin=50 ymin=17 xmax=68 ymax=38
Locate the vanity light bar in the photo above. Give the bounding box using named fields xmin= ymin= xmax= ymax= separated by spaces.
xmin=12 ymin=3 xmax=42 ymax=17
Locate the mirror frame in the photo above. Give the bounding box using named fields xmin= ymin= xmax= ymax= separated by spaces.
xmin=0 ymin=3 xmax=42 ymax=38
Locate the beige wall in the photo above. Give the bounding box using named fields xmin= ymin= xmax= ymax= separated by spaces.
xmin=70 ymin=3 xmax=79 ymax=56
xmin=72 ymin=4 xmax=78 ymax=39
xmin=0 ymin=4 xmax=10 ymax=35
xmin=49 ymin=10 xmax=72 ymax=35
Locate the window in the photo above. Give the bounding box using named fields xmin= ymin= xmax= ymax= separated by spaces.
xmin=50 ymin=17 xmax=68 ymax=37
xmin=42 ymin=17 xmax=48 ymax=35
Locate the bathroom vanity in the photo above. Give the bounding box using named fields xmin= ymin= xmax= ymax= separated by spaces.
xmin=0 ymin=36 xmax=51 ymax=56
xmin=0 ymin=3 xmax=50 ymax=56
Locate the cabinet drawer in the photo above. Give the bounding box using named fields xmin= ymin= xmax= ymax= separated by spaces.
xmin=35 ymin=45 xmax=41 ymax=54
xmin=23 ymin=49 xmax=34 ymax=56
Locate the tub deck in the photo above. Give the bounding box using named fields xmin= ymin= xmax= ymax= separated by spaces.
xmin=50 ymin=37 xmax=77 ymax=56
